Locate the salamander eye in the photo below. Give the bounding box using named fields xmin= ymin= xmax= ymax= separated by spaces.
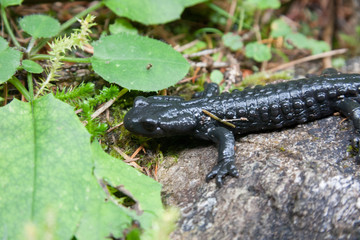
xmin=141 ymin=120 xmax=157 ymax=132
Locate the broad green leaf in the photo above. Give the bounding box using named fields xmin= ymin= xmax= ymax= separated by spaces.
xmin=19 ymin=14 xmax=60 ymax=39
xmin=0 ymin=36 xmax=8 ymax=51
xmin=0 ymin=36 xmax=22 ymax=83
xmin=181 ymin=0 xmax=207 ymax=7
xmin=92 ymin=142 xmax=164 ymax=229
xmin=22 ymin=59 xmax=43 ymax=73
xmin=0 ymin=95 xmax=93 ymax=239
xmin=76 ymin=142 xmax=165 ymax=239
xmin=91 ymin=34 xmax=190 ymax=91
xmin=270 ymin=18 xmax=292 ymax=38
xmin=109 ymin=18 xmax=138 ymax=35
xmin=245 ymin=42 xmax=272 ymax=62
xmin=104 ymin=0 xmax=207 ymax=25
xmin=76 ymin=170 xmax=132 ymax=240
xmin=0 ymin=0 xmax=22 ymax=7
xmin=222 ymin=33 xmax=243 ymax=51
xmin=104 ymin=0 xmax=182 ymax=24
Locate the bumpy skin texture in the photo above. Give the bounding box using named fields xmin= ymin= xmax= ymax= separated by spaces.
xmin=124 ymin=69 xmax=360 ymax=187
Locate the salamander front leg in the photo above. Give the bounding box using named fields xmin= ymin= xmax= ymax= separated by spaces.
xmin=205 ymin=127 xmax=239 ymax=187
xmin=336 ymin=98 xmax=360 ymax=163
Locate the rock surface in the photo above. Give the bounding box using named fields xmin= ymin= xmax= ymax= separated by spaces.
xmin=157 ymin=116 xmax=360 ymax=239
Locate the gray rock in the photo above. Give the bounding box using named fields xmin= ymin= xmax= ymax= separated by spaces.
xmin=157 ymin=116 xmax=360 ymax=240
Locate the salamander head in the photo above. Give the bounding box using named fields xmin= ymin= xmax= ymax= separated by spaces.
xmin=124 ymin=96 xmax=197 ymax=137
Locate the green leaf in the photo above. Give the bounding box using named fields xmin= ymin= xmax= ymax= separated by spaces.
xmin=19 ymin=14 xmax=60 ymax=39
xmin=109 ymin=18 xmax=138 ymax=35
xmin=75 ymin=142 xmax=166 ymax=239
xmin=244 ymin=0 xmax=280 ymax=10
xmin=284 ymin=33 xmax=308 ymax=49
xmin=0 ymin=94 xmax=166 ymax=239
xmin=92 ymin=142 xmax=164 ymax=229
xmin=0 ymin=0 xmax=22 ymax=7
xmin=0 ymin=94 xmax=93 ymax=239
xmin=245 ymin=42 xmax=272 ymax=62
xmin=0 ymin=36 xmax=22 ymax=83
xmin=332 ymin=57 xmax=346 ymax=69
xmin=222 ymin=32 xmax=243 ymax=51
xmin=104 ymin=0 xmax=206 ymax=25
xmin=306 ymin=39 xmax=330 ymax=54
xmin=285 ymin=33 xmax=330 ymax=54
xmin=270 ymin=18 xmax=292 ymax=38
xmin=0 ymin=36 xmax=8 ymax=51
xmin=75 ymin=169 xmax=132 ymax=240
xmin=91 ymin=34 xmax=189 ymax=91
xmin=22 ymin=59 xmax=43 ymax=73
xmin=181 ymin=0 xmax=207 ymax=7
xmin=210 ymin=70 xmax=223 ymax=83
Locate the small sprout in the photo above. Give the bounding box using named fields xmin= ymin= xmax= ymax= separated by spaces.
xmin=35 ymin=14 xmax=96 ymax=97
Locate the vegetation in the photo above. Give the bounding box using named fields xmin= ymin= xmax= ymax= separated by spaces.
xmin=0 ymin=0 xmax=358 ymax=239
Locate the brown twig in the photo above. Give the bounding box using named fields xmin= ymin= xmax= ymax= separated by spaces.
xmin=190 ymin=61 xmax=229 ymax=68
xmin=322 ymin=0 xmax=335 ymax=69
xmin=225 ymin=0 xmax=237 ymax=32
xmin=130 ymin=145 xmax=144 ymax=159
xmin=175 ymin=39 xmax=199 ymax=52
xmin=91 ymin=98 xmax=117 ymax=120
xmin=202 ymin=109 xmax=236 ymax=128
xmin=113 ymin=146 xmax=132 ymax=161
xmin=178 ymin=74 xmax=203 ymax=84
xmin=192 ymin=66 xmax=201 ymax=83
xmin=106 ymin=122 xmax=123 ymax=133
xmin=154 ymin=162 xmax=158 ymax=182
xmin=267 ymin=48 xmax=348 ymax=73
xmin=113 ymin=146 xmax=139 ymax=163
xmin=183 ymin=48 xmax=221 ymax=58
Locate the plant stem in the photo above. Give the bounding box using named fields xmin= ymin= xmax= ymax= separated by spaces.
xmin=8 ymin=77 xmax=31 ymax=101
xmin=30 ymin=40 xmax=46 ymax=55
xmin=118 ymin=88 xmax=128 ymax=99
xmin=27 ymin=73 xmax=34 ymax=102
xmin=60 ymin=1 xmax=104 ymax=32
xmin=26 ymin=37 xmax=37 ymax=53
xmin=1 ymin=6 xmax=21 ymax=49
xmin=237 ymin=8 xmax=245 ymax=34
xmin=35 ymin=62 xmax=57 ymax=98
xmin=30 ymin=54 xmax=92 ymax=63
xmin=30 ymin=1 xmax=104 ymax=54
xmin=207 ymin=2 xmax=238 ymax=23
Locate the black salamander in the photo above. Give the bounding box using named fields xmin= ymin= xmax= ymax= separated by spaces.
xmin=124 ymin=69 xmax=360 ymax=187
